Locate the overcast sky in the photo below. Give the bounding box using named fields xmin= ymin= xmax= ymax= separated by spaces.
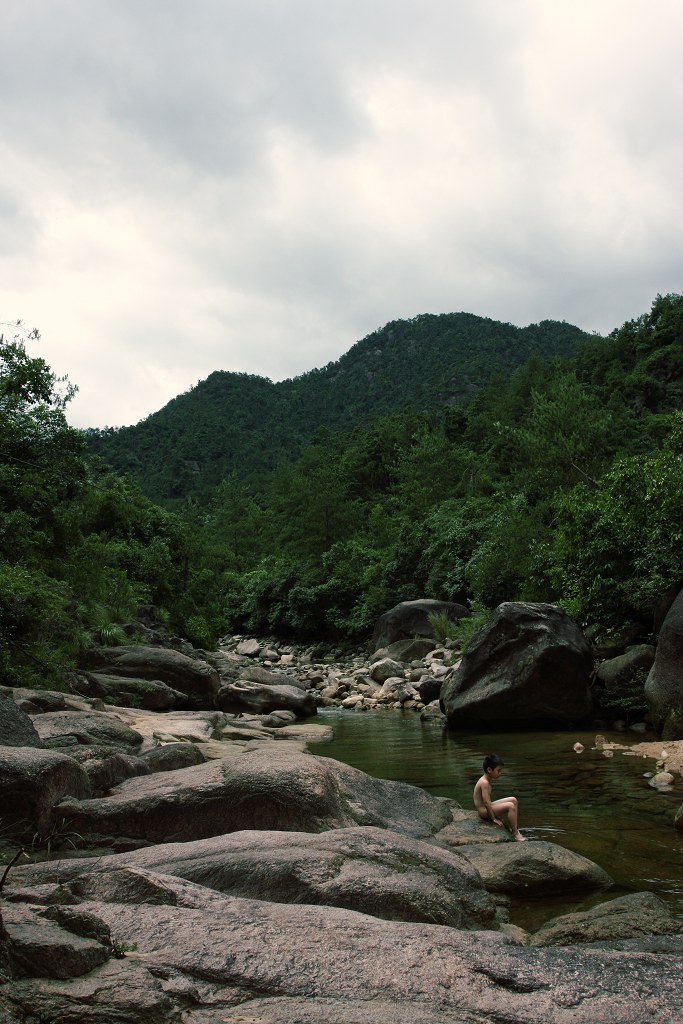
xmin=2 ymin=1 xmax=682 ymax=428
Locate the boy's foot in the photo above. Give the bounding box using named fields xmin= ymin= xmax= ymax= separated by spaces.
xmin=513 ymin=831 xmax=526 ymax=842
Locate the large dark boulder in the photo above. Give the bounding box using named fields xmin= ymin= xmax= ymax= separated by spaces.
xmin=372 ymin=599 xmax=470 ymax=650
xmin=81 ymin=645 xmax=220 ymax=708
xmin=456 ymin=840 xmax=612 ymax=897
xmin=216 ymin=680 xmax=316 ymax=717
xmin=70 ymin=672 xmax=188 ymax=711
xmin=440 ymin=602 xmax=594 ymax=726
xmin=0 ymin=692 xmax=43 ymax=748
xmin=645 ymin=587 xmax=683 ymax=738
xmin=530 ymin=892 xmax=682 ymax=946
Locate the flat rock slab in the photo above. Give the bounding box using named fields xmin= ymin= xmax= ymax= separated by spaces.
xmin=4 ymin=879 xmax=680 ymax=1024
xmin=112 ymin=708 xmax=228 ymax=744
xmin=30 ymin=710 xmax=144 ymax=750
xmin=530 ymin=891 xmax=683 ymax=946
xmin=457 ymin=840 xmax=613 ymax=897
xmin=434 ymin=808 xmax=511 ymax=846
xmin=52 ymin=747 xmax=456 ymax=846
xmin=1 ymin=903 xmax=110 ymax=979
xmin=10 ymin=825 xmax=496 ymax=929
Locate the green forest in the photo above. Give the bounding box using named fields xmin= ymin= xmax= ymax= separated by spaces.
xmin=2 ymin=293 xmax=683 ymax=690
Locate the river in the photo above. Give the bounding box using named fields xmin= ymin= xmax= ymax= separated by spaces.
xmin=309 ymin=707 xmax=683 ymax=930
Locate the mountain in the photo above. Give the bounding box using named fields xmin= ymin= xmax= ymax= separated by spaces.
xmin=85 ymin=312 xmax=590 ymax=503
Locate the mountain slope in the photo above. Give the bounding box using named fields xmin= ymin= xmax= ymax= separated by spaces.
xmin=86 ymin=312 xmax=589 ymax=502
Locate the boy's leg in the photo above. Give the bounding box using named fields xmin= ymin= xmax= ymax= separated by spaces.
xmin=491 ymin=798 xmax=524 ymax=840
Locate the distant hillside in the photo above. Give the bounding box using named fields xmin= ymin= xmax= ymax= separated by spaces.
xmin=85 ymin=312 xmax=589 ymax=502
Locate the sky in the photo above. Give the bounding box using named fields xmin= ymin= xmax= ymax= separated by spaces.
xmin=1 ymin=1 xmax=682 ymax=429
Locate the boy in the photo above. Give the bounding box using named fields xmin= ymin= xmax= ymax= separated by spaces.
xmin=473 ymin=754 xmax=525 ymax=841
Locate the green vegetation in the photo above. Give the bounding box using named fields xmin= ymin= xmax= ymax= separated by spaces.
xmin=2 ymin=295 xmax=683 ymax=689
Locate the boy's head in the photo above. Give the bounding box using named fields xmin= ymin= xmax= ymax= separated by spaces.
xmin=483 ymin=753 xmax=504 ymax=774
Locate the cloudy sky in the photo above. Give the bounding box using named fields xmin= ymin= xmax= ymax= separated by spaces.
xmin=2 ymin=1 xmax=682 ymax=428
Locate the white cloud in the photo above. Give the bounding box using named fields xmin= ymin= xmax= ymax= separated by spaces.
xmin=1 ymin=0 xmax=681 ymax=426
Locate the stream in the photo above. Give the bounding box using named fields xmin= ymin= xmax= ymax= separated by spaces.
xmin=309 ymin=708 xmax=683 ymax=931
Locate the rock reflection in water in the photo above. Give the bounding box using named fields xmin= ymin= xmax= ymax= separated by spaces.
xmin=310 ymin=708 xmax=683 ymax=930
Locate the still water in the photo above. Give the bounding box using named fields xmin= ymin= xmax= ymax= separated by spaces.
xmin=309 ymin=708 xmax=683 ymax=928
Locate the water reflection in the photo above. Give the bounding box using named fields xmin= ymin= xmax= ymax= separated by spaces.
xmin=310 ymin=708 xmax=683 ymax=927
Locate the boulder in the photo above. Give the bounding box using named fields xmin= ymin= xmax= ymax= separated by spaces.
xmin=112 ymin=709 xmax=228 ymax=744
xmin=81 ymin=645 xmax=220 ymax=708
xmin=3 ymin=880 xmax=681 ymax=1024
xmin=645 ymin=587 xmax=683 ymax=738
xmin=1 ymin=903 xmax=111 ymax=978
xmin=55 ymin=744 xmax=150 ymax=793
xmin=440 ymin=602 xmax=594 ymax=726
xmin=1 ymin=687 xmax=68 ymax=714
xmin=70 ymin=672 xmax=188 ymax=710
xmin=239 ymin=664 xmax=309 ymax=689
xmin=377 ymin=678 xmax=418 ymax=704
xmin=0 ymin=692 xmax=43 ymax=748
xmin=594 ymin=645 xmax=655 ymax=715
xmin=373 ymin=599 xmax=470 ymax=649
xmin=369 ymin=658 xmax=405 ymax=683
xmin=371 ymin=639 xmax=437 ymax=663
xmin=12 ymin=826 xmax=496 ymax=929
xmin=415 ymin=675 xmax=443 ymax=704
xmin=216 ymin=680 xmax=316 ymax=717
xmin=30 ymin=710 xmax=144 ymax=751
xmin=236 ymin=638 xmax=260 ymax=657
xmin=50 ymin=747 xmax=456 ymax=846
xmin=0 ymin=747 xmax=91 ymax=833
xmin=530 ymin=891 xmax=683 ymax=946
xmin=456 ymin=840 xmax=612 ymax=897
xmin=435 ymin=809 xmax=513 ymax=847
xmin=139 ymin=742 xmax=206 ymax=773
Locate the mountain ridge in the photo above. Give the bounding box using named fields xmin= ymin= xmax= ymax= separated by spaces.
xmin=86 ymin=311 xmax=590 ymax=502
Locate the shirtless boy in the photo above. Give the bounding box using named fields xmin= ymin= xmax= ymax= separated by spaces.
xmin=473 ymin=754 xmax=525 ymax=841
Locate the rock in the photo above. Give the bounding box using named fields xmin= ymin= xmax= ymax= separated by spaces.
xmin=216 ymin=680 xmax=317 ymax=717
xmin=420 ymin=701 xmax=447 ymax=724
xmin=139 ymin=743 xmax=206 ymax=773
xmin=415 ymin=675 xmax=443 ymax=704
xmin=0 ymin=747 xmax=91 ymax=833
xmin=645 ymin=587 xmax=683 ymax=738
xmin=456 ymin=840 xmax=613 ymax=897
xmin=377 ymin=678 xmax=418 ymax=704
xmin=30 ymin=710 xmax=144 ymax=751
xmin=675 ymin=803 xmax=683 ymax=831
xmin=530 ymin=891 xmax=683 ymax=946
xmin=1 ymin=903 xmax=111 ymax=978
xmin=239 ymin=664 xmax=309 ymax=689
xmin=0 ymin=692 xmax=43 ymax=748
xmin=435 ymin=809 xmax=513 ymax=848
xmin=372 ymin=639 xmax=437 ymax=663
xmin=594 ymin=645 xmax=655 ymax=715
xmin=2 ymin=687 xmax=68 ymax=713
xmin=3 ymin=882 xmax=681 ymax=1024
xmin=440 ymin=602 xmax=594 ymax=726
xmin=81 ymin=644 xmax=221 ymax=708
xmin=113 ymin=709 xmax=227 ymax=744
xmin=373 ymin=599 xmax=470 ymax=649
xmin=70 ymin=672 xmax=188 ymax=710
xmin=50 ymin=747 xmax=456 ymax=846
xmin=649 ymin=771 xmax=675 ymax=789
xmin=236 ymin=638 xmax=261 ymax=657
xmin=58 ymin=745 xmax=150 ymax=792
xmin=369 ymin=658 xmax=405 ymax=683
xmin=13 ymin=826 xmax=496 ymax=929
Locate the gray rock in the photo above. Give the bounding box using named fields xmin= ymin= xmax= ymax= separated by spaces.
xmin=236 ymin=638 xmax=260 ymax=657
xmin=239 ymin=665 xmax=308 ymax=689
xmin=216 ymin=679 xmax=316 ymax=717
xmin=14 ymin=826 xmax=496 ymax=929
xmin=30 ymin=710 xmax=144 ymax=751
xmin=56 ymin=744 xmax=150 ymax=792
xmin=435 ymin=809 xmax=512 ymax=847
xmin=2 ymin=687 xmax=68 ymax=714
xmin=49 ymin=747 xmax=456 ymax=846
xmin=530 ymin=891 xmax=683 ymax=946
xmin=419 ymin=701 xmax=447 ymax=724
xmin=1 ymin=902 xmax=110 ymax=979
xmin=369 ymin=658 xmax=405 ymax=683
xmin=645 ymin=587 xmax=683 ymax=738
xmin=373 ymin=599 xmax=470 ymax=649
xmin=4 ymin=883 xmax=680 ymax=1024
xmin=0 ymin=747 xmax=91 ymax=833
xmin=441 ymin=602 xmax=594 ymax=726
xmin=0 ymin=692 xmax=43 ymax=748
xmin=414 ymin=675 xmax=443 ymax=704
xmin=139 ymin=743 xmax=206 ymax=773
xmin=456 ymin=840 xmax=613 ymax=897
xmin=71 ymin=672 xmax=188 ymax=710
xmin=81 ymin=644 xmax=221 ymax=708
xmin=371 ymin=639 xmax=437 ymax=663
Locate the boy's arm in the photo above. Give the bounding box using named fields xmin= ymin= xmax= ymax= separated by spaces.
xmin=481 ymin=779 xmax=503 ymax=826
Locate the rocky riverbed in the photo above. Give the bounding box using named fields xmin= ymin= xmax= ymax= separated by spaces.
xmin=1 ymin=632 xmax=683 ymax=1022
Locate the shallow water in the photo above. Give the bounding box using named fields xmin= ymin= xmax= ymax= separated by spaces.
xmin=309 ymin=708 xmax=683 ymax=930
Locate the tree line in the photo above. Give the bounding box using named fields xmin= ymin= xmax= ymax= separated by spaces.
xmin=1 ymin=294 xmax=682 ymax=689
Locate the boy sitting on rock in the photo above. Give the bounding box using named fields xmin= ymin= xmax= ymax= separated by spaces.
xmin=474 ymin=753 xmax=526 ymax=841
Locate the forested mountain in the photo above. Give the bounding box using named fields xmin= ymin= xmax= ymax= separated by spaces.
xmin=86 ymin=313 xmax=587 ymax=503
xmin=2 ymin=294 xmax=682 ymax=691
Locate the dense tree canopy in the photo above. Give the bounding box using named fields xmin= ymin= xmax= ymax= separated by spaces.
xmin=2 ymin=294 xmax=683 ymax=688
